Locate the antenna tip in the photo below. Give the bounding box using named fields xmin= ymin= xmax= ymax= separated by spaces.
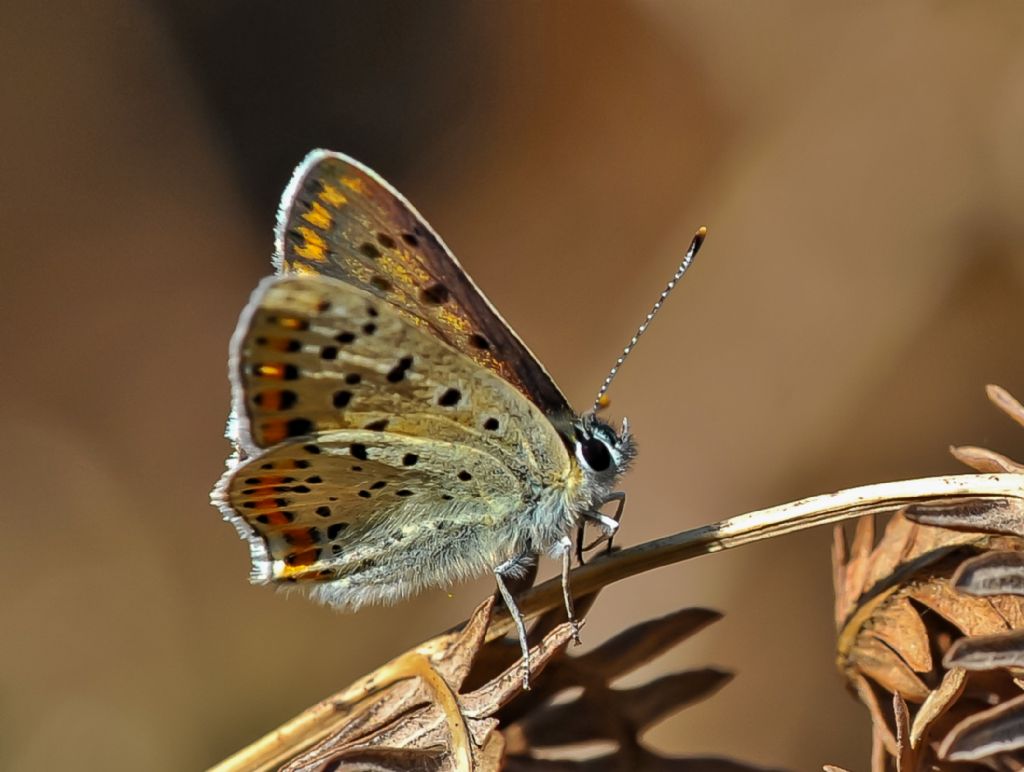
xmin=596 ymin=394 xmax=611 ymax=411
xmin=692 ymin=226 xmax=708 ymax=251
xmin=697 ymin=225 xmax=708 ymax=236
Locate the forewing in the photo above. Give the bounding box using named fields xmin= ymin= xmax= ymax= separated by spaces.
xmin=214 ymin=274 xmax=572 ymax=594
xmin=274 ymin=149 xmax=573 ymax=421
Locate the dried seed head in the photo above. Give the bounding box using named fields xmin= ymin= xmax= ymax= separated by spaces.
xmin=834 ymin=386 xmax=1024 ymax=770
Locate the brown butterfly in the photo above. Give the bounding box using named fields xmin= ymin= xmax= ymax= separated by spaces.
xmin=212 ymin=150 xmax=705 ymax=685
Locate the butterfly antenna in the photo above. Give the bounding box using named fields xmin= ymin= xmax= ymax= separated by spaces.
xmin=593 ymin=226 xmax=707 ymax=413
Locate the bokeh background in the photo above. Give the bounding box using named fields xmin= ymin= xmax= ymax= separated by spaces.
xmin=5 ymin=2 xmax=1024 ymax=769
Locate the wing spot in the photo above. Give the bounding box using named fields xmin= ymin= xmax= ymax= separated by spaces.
xmin=370 ymin=275 xmax=393 ymax=292
xmin=401 ymin=232 xmax=419 ymax=247
xmin=458 ymin=470 xmax=473 ymax=481
xmin=316 ymin=300 xmax=331 ymax=313
xmin=396 ymin=489 xmax=414 ymax=497
xmin=286 ymin=418 xmax=314 ymax=437
xmin=290 ymin=485 xmax=311 ymax=494
xmin=255 ymin=511 xmax=295 ymax=525
xmin=441 ymin=494 xmax=454 ymax=501
xmin=320 ymin=345 xmax=339 ymax=360
xmin=328 ymin=522 xmax=348 ymax=539
xmin=421 ymin=283 xmax=450 ymax=305
xmin=283 ymin=528 xmax=319 ymax=547
xmin=345 ymin=373 xmax=362 ymax=385
xmin=358 ymin=490 xmax=372 ymax=498
xmin=306 ymin=475 xmax=322 ymax=484
xmin=376 ymin=232 xmax=397 ymax=249
xmin=253 ymin=389 xmax=299 ymax=411
xmin=254 ymin=363 xmax=299 ymax=380
xmin=469 ymin=334 xmax=491 ymax=350
xmin=360 ymin=242 xmax=382 ymax=259
xmin=484 ymin=417 xmax=499 ymax=431
xmin=252 ymin=497 xmax=288 ymax=509
xmin=364 ymin=419 xmax=389 ymax=431
xmin=370 ymin=481 xmax=387 ymax=490
xmin=387 ymin=356 xmax=414 ymax=383
xmin=295 ymin=460 xmax=311 ymax=469
xmin=315 ymin=506 xmax=331 ymax=517
xmin=285 ymin=548 xmax=321 ymax=566
xmin=402 ymin=453 xmax=418 ymax=466
xmin=351 ymin=443 xmax=369 ymax=460
xmin=438 ymin=388 xmax=462 ymax=406
xmin=362 ymin=322 xmax=377 ymax=335
xmin=336 ymin=331 xmax=356 ymax=344
xmin=331 ymin=544 xmax=343 ymax=555
xmin=304 ymin=443 xmax=321 ymax=454
xmin=255 ymin=337 xmax=301 ymax=353
xmin=333 ymin=390 xmax=352 ymax=408
xmin=268 ymin=315 xmax=309 ymax=331
xmin=351 ymin=465 xmax=362 ymax=472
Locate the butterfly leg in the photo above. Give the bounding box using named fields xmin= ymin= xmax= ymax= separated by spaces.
xmin=576 ymin=492 xmax=627 ymax=561
xmin=601 ymin=491 xmax=626 ymax=553
xmin=558 ymin=535 xmax=582 ymax=645
xmin=493 ymin=554 xmax=534 ymax=690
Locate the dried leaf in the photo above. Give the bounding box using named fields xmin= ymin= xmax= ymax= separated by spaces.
xmin=939 ymin=692 xmax=1024 ymax=762
xmin=988 ymin=384 xmax=1024 ymax=429
xmin=499 ymin=608 xmax=768 ymax=771
xmin=869 ymin=596 xmax=932 ymax=674
xmin=943 ymin=629 xmax=1024 ymax=671
xmin=571 ymin=608 xmax=722 ymax=682
xmin=950 ymin=444 xmax=1024 ymax=474
xmin=954 ymin=551 xmax=1024 ymax=597
xmin=516 ymin=669 xmax=732 ymax=748
xmin=832 ymin=526 xmax=849 ymax=630
xmin=908 ymin=577 xmax=1013 ymax=637
xmin=211 ymin=597 xmax=574 ymax=772
xmin=892 ymin=693 xmax=914 ymax=772
xmin=904 ymin=496 xmax=1024 ymax=538
xmin=908 ymin=667 xmax=966 ymax=749
xmin=848 ymin=633 xmax=930 ymax=703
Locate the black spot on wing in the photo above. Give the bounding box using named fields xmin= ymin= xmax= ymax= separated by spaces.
xmin=438 ymin=388 xmax=461 ymax=406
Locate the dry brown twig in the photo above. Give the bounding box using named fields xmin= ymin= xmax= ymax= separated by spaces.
xmin=212 ymin=386 xmax=1024 ymax=772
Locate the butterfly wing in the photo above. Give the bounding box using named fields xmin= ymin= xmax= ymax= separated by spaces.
xmin=213 ymin=274 xmax=576 ymax=605
xmin=275 ymin=150 xmax=574 ymax=425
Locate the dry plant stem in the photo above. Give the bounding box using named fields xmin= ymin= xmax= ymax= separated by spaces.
xmin=210 ymin=472 xmax=1023 ymax=772
xmin=488 ymin=472 xmax=1024 ymax=641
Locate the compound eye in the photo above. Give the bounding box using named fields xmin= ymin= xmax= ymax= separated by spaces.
xmin=580 ymin=438 xmax=612 ymax=472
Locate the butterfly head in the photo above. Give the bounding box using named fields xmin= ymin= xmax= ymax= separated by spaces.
xmin=572 ymin=413 xmax=636 ymax=486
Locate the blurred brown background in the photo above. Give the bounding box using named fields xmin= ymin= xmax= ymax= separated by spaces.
xmin=4 ymin=2 xmax=1024 ymax=769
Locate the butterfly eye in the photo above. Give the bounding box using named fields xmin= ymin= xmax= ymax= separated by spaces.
xmin=579 ymin=438 xmax=612 ymax=472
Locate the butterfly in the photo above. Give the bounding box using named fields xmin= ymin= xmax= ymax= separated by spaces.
xmin=212 ymin=150 xmax=705 ymax=685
